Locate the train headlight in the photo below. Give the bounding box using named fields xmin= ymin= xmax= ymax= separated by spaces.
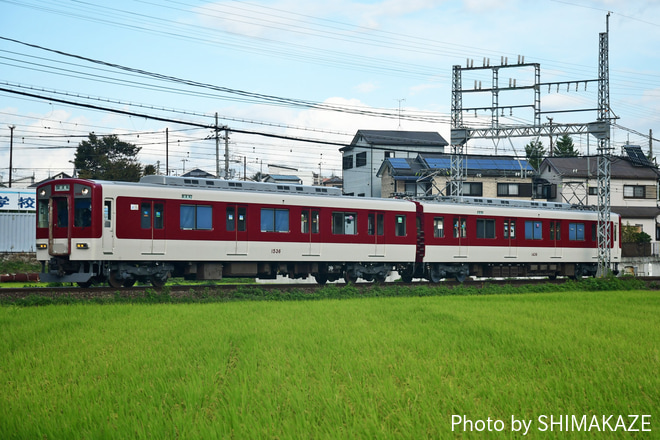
xmin=76 ymin=243 xmax=89 ymax=249
xmin=37 ymin=243 xmax=47 ymax=250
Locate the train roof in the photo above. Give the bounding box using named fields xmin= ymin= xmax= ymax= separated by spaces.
xmin=414 ymin=195 xmax=599 ymax=212
xmin=139 ymin=175 xmax=342 ymax=196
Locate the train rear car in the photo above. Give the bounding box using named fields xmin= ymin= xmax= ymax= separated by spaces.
xmin=413 ymin=197 xmax=621 ymax=282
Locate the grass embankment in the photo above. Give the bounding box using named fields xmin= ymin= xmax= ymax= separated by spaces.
xmin=1 ymin=288 xmax=657 ymax=439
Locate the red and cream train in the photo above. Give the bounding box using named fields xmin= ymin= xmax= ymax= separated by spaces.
xmin=36 ymin=176 xmax=621 ymax=287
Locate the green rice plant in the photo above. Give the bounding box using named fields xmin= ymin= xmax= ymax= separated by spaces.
xmin=0 ymin=290 xmax=657 ymax=438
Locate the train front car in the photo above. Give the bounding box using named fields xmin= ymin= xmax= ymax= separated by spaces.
xmin=36 ymin=178 xmax=104 ymax=286
xmin=416 ymin=197 xmax=621 ymax=282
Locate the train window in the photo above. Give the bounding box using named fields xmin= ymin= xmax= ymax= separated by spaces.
xmin=367 ymin=213 xmax=384 ymax=236
xmin=332 ymin=212 xmax=357 ymax=235
xmin=154 ymin=203 xmax=164 ymax=229
xmin=453 ymin=218 xmax=466 ymax=238
xmin=180 ymin=205 xmax=212 ymax=230
xmin=550 ymin=221 xmax=561 ymax=240
xmin=54 ymin=199 xmax=68 ymax=227
xmin=301 ymin=210 xmax=319 ymax=234
xmin=74 ymin=199 xmax=92 ymax=228
xmin=141 ymin=203 xmax=151 ymax=229
xmin=525 ymin=221 xmax=543 ymax=240
xmin=476 ymin=219 xmax=495 ymax=239
xmin=237 ymin=207 xmax=246 ymax=231
xmin=395 ymin=215 xmax=406 ymax=237
xmin=38 ymin=200 xmax=49 ymax=228
xmin=433 ymin=217 xmax=444 ymax=238
xmin=227 ymin=207 xmax=235 ymax=231
xmin=504 ymin=220 xmax=516 ymax=239
xmin=569 ymin=223 xmax=585 ymax=241
xmin=261 ymin=208 xmax=289 ymax=232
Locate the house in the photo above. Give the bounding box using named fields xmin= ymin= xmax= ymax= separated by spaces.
xmin=377 ymin=153 xmax=535 ymax=199
xmin=340 ymin=130 xmax=448 ymax=197
xmin=262 ymin=174 xmax=303 ymax=185
xmin=182 ymin=168 xmax=216 ymax=179
xmin=536 ymin=147 xmax=660 ymax=243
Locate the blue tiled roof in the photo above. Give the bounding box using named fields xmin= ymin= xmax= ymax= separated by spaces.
xmin=388 ymin=158 xmax=411 ymax=169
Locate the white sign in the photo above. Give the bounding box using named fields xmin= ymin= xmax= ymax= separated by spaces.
xmin=0 ymin=189 xmax=36 ymax=212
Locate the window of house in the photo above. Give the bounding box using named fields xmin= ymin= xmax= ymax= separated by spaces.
xmin=623 ymin=185 xmax=645 ymax=198
xmin=497 ymin=183 xmax=519 ymax=196
xmin=356 ymin=152 xmax=367 ymax=167
xmin=261 ymin=208 xmax=289 ymax=232
xmin=434 ymin=217 xmax=444 ymax=238
xmin=181 ymin=205 xmax=212 ymax=230
xmin=464 ymin=182 xmax=483 ymax=196
xmin=332 ymin=212 xmax=357 ymax=235
xmin=525 ymin=221 xmax=543 ymax=240
xmin=342 ymin=155 xmax=353 ymax=170
xmin=476 ymin=219 xmax=496 ymax=239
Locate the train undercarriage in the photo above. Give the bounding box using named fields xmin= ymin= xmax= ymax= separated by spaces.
xmin=42 ymin=255 xmax=601 ymax=288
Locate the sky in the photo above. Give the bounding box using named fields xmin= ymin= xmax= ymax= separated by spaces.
xmin=1 ymin=0 xmax=659 ymax=185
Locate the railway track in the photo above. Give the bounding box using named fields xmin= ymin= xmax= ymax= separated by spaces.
xmin=3 ymin=276 xmax=650 ymax=302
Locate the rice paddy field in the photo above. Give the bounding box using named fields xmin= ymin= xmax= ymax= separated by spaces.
xmin=1 ymin=289 xmax=658 ymax=439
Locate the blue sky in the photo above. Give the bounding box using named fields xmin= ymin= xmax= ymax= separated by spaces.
xmin=1 ymin=0 xmax=659 ymax=183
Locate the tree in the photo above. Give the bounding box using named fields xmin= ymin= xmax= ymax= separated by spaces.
xmin=553 ymin=134 xmax=579 ymax=157
xmin=143 ymin=164 xmax=157 ymax=176
xmin=524 ymin=139 xmax=546 ymax=171
xmin=74 ymin=133 xmax=143 ymax=182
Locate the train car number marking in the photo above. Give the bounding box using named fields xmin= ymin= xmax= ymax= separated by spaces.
xmin=271 ymin=248 xmax=281 ymax=254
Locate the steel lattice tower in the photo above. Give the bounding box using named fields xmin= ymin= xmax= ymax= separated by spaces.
xmin=596 ymin=14 xmax=613 ymax=276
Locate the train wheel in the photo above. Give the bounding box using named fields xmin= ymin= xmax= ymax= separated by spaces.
xmin=455 ymin=273 xmax=467 ymax=283
xmin=77 ymin=280 xmax=93 ymax=288
xmin=344 ymin=273 xmax=358 ymax=284
xmin=122 ymin=278 xmax=136 ymax=287
xmin=108 ymin=271 xmax=123 ymax=288
xmin=150 ymin=275 xmax=168 ymax=288
xmin=375 ymin=272 xmax=387 ymax=284
xmin=314 ymin=274 xmax=328 ymax=285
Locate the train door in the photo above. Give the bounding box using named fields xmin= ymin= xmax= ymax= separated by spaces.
xmin=226 ymin=205 xmax=248 ymax=255
xmin=453 ymin=216 xmax=468 ymax=257
xmin=301 ymin=208 xmax=320 ymax=256
xmin=49 ymin=195 xmax=71 ymax=255
xmin=551 ymin=220 xmax=562 ymax=258
xmin=140 ymin=200 xmax=165 ymax=255
xmin=368 ymin=211 xmax=385 ymax=257
xmin=504 ymin=218 xmax=517 ymax=258
xmin=102 ymin=198 xmax=115 ymax=254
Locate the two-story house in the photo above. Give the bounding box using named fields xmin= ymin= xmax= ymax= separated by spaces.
xmin=377 ymin=153 xmax=535 ymax=199
xmin=340 ymin=130 xmax=448 ymax=197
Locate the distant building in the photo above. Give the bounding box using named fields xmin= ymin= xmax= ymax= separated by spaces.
xmin=263 ymin=174 xmax=303 ymax=185
xmin=182 ymin=168 xmax=216 ymax=179
xmin=377 ymin=153 xmax=534 ymax=198
xmin=537 ymin=148 xmax=660 ymax=244
xmin=340 ymin=130 xmax=448 ymax=197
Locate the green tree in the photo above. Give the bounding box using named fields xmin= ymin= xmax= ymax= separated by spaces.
xmin=143 ymin=164 xmax=157 ymax=176
xmin=524 ymin=139 xmax=546 ymax=170
xmin=74 ymin=133 xmax=143 ymax=181
xmin=553 ymin=134 xmax=579 ymax=157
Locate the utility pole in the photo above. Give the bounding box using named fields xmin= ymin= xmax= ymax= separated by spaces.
xmin=165 ymin=127 xmax=169 ymax=176
xmin=224 ymin=127 xmax=230 ymax=179
xmin=8 ymin=125 xmax=15 ymax=188
xmin=215 ymin=113 xmax=220 ymax=178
